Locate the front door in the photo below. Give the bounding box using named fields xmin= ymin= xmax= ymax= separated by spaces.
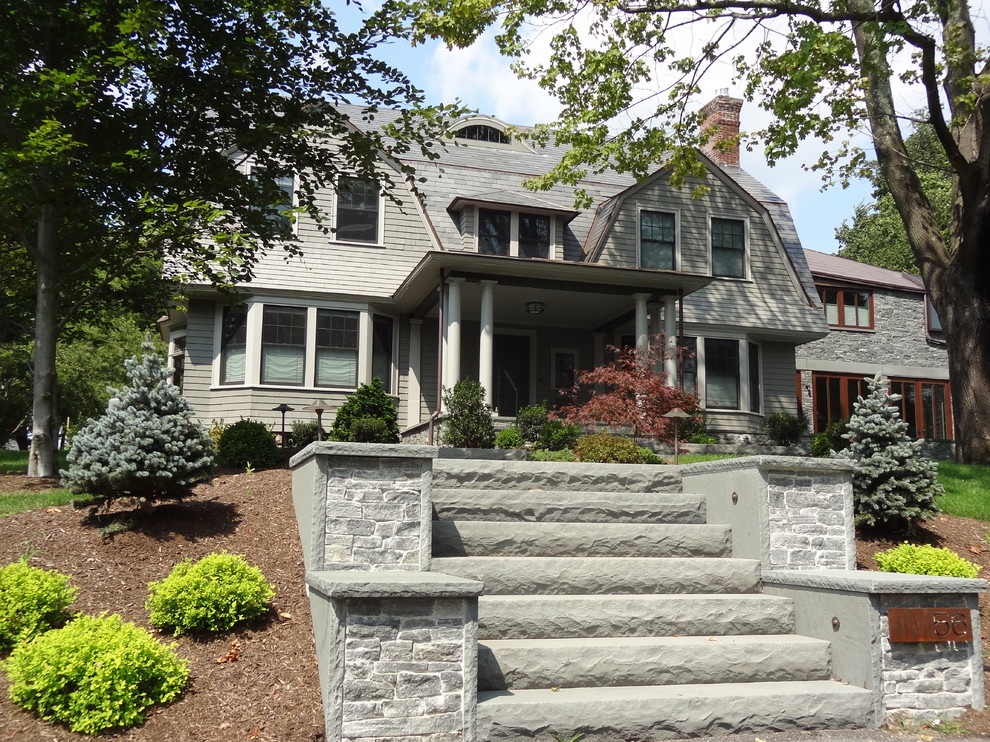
xmin=493 ymin=335 xmax=530 ymax=417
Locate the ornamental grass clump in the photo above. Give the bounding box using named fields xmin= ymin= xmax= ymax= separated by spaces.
xmin=3 ymin=613 xmax=188 ymax=734
xmin=838 ymin=374 xmax=942 ymax=529
xmin=0 ymin=560 xmax=77 ymax=653
xmin=875 ymin=543 xmax=981 ymax=579
xmin=60 ymin=342 xmax=213 ymax=505
xmin=147 ymin=552 xmax=275 ymax=635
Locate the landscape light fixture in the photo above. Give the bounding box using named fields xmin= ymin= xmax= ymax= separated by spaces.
xmin=662 ymin=407 xmax=691 ymax=465
xmin=271 ymin=403 xmax=294 ymax=446
xmin=303 ymin=399 xmax=329 ymax=441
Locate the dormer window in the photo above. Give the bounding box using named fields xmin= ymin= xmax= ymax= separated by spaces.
xmin=477 ymin=208 xmax=552 ymax=259
xmin=455 ymin=125 xmax=510 ymax=144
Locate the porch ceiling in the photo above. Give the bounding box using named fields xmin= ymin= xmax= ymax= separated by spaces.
xmin=392 ymin=252 xmax=713 ymax=328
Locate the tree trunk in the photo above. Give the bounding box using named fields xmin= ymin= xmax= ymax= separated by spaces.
xmin=28 ymin=204 xmax=59 ymax=478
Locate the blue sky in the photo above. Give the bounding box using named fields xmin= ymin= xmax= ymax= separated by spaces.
xmin=339 ymin=8 xmax=910 ymax=256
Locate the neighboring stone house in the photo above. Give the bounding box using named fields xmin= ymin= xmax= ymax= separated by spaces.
xmin=795 ymin=249 xmax=951 ymax=443
xmin=160 ymin=96 xmax=829 ymax=441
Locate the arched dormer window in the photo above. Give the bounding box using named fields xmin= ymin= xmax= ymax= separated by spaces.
xmin=455 ymin=124 xmax=510 ymax=144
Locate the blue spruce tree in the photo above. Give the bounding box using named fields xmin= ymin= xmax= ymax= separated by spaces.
xmin=839 ymin=374 xmax=942 ymax=529
xmin=61 ymin=342 xmax=213 ymax=504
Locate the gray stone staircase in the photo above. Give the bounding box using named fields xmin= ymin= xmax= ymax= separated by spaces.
xmin=430 ymin=459 xmax=874 ymax=741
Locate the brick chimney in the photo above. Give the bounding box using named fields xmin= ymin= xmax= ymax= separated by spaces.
xmin=699 ymin=94 xmax=743 ymax=167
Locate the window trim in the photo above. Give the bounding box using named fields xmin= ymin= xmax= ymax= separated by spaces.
xmin=637 ymin=207 xmax=679 ymax=271
xmin=817 ymin=286 xmax=875 ymax=330
xmin=331 ymin=175 xmax=385 ymax=247
xmin=168 ymin=332 xmax=187 ymax=391
xmin=475 ymin=207 xmax=556 ymax=259
xmin=681 ymin=335 xmax=760 ymax=413
xmin=708 ymin=215 xmax=749 ymax=279
xmin=551 ymin=348 xmax=579 ymax=390
xmin=248 ymin=166 xmax=297 ymax=237
xmin=925 ymin=296 xmax=944 ymax=340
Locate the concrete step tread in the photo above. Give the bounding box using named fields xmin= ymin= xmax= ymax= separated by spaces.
xmin=432 ymin=520 xmax=731 ymax=558
xmin=435 ymin=556 xmax=761 ymax=595
xmin=431 ymin=460 xmax=683 ymax=494
xmin=480 ymin=634 xmax=831 ymax=650
xmin=478 ymin=593 xmax=796 ymax=639
xmin=477 ymin=681 xmax=874 ymax=741
xmin=431 ymin=489 xmax=706 ymax=524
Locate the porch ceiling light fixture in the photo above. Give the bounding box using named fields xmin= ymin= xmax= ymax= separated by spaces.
xmin=526 ymin=301 xmax=545 ymax=315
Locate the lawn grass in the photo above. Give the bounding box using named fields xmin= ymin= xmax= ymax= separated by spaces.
xmin=937 ymin=462 xmax=990 ymax=522
xmin=0 ymin=490 xmax=95 ymax=517
xmin=676 ymin=453 xmax=747 ymax=465
xmin=0 ymin=449 xmax=69 ymax=475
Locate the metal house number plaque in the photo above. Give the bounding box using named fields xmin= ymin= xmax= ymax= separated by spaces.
xmin=887 ymin=607 xmax=973 ymax=643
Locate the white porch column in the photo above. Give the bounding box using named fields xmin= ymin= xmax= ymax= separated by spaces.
xmin=479 ymin=280 xmax=496 ymax=406
xmin=445 ymin=277 xmax=465 ymax=392
xmin=664 ymin=295 xmax=678 ymax=385
xmin=649 ymin=302 xmax=663 ymax=374
xmin=634 ymin=293 xmax=650 ymax=350
xmin=407 ymin=319 xmax=423 ymax=426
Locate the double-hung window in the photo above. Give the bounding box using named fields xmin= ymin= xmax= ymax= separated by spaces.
xmin=705 ymin=338 xmax=741 ymax=409
xmin=335 ymin=176 xmax=380 ymax=244
xmin=220 ymin=307 xmax=247 ymax=385
xmin=479 ymin=209 xmax=511 ymax=255
xmin=818 ymin=287 xmax=873 ymax=329
xmin=711 ymin=217 xmax=746 ymax=278
xmin=680 ymin=337 xmax=759 ymax=412
xmin=640 ymin=211 xmax=676 ymax=270
xmin=261 ymin=306 xmax=307 ymax=385
xmin=316 ymin=309 xmax=360 ymax=388
xmin=519 ymin=214 xmax=550 ymax=258
xmin=250 ymin=169 xmax=295 ymax=234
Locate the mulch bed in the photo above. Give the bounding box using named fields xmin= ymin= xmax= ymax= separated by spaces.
xmin=0 ymin=469 xmax=987 ymax=739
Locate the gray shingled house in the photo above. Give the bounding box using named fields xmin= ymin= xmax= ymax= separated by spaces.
xmin=160 ymin=96 xmax=830 ymax=441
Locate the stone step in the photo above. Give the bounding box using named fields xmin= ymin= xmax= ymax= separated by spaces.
xmin=433 ymin=556 xmax=760 ymax=595
xmin=478 ymin=634 xmax=832 ymax=690
xmin=477 ymin=593 xmax=795 ymax=640
xmin=476 ymin=681 xmax=874 ymax=741
xmin=432 ymin=520 xmax=731 ymax=558
xmin=431 ymin=489 xmax=706 ymax=524
xmin=432 ymin=458 xmax=682 ymax=493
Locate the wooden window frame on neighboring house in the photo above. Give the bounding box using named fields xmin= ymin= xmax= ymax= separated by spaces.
xmin=817 ymin=286 xmax=875 ymax=330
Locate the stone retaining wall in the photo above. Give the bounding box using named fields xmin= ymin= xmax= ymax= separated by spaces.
xmin=767 ymin=471 xmax=851 ymax=569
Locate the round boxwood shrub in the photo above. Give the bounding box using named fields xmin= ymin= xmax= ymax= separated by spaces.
xmin=4 ymin=613 xmax=188 ymax=734
xmin=146 ymin=552 xmax=275 ymax=635
xmin=495 ymin=427 xmax=525 ymax=449
xmin=762 ymin=411 xmax=807 ymax=446
xmin=330 ymin=378 xmax=400 ymax=443
xmin=516 ymin=404 xmax=548 ymax=443
xmin=528 ymin=448 xmax=577 ymax=462
xmin=574 ymin=433 xmax=643 ymax=463
xmin=534 ymin=420 xmax=583 ymax=452
xmin=875 ymin=543 xmax=981 ymax=578
xmin=216 ymin=419 xmax=279 ymax=469
xmin=0 ymin=560 xmax=78 ymax=653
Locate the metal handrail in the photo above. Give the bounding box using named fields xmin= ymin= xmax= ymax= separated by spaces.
xmin=494 ymin=365 xmax=519 ymax=417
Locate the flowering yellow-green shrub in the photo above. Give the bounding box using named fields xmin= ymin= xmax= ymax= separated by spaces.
xmin=147 ymin=552 xmax=275 ymax=635
xmin=875 ymin=543 xmax=981 ymax=578
xmin=0 ymin=560 xmax=77 ymax=653
xmin=4 ymin=613 xmax=188 ymax=734
xmin=574 ymin=433 xmax=642 ymax=463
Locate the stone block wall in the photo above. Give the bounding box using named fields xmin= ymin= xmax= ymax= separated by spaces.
xmin=341 ymin=597 xmax=476 ymax=741
xmin=879 ymin=593 xmax=983 ymax=722
xmin=767 ymin=472 xmax=853 ymax=569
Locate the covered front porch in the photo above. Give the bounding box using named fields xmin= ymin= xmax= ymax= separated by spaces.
xmin=392 ymin=252 xmax=712 ymax=425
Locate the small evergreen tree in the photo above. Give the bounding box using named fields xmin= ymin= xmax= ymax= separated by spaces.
xmin=440 ymin=379 xmax=496 ymax=448
xmin=330 ymin=378 xmax=399 ymax=443
xmin=61 ymin=342 xmax=213 ymax=505
xmin=838 ymin=374 xmax=942 ymax=529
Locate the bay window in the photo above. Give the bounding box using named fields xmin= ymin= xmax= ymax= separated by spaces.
xmin=706 ymin=338 xmax=740 ymax=409
xmin=261 ymin=306 xmax=306 ymax=385
xmin=371 ymin=315 xmax=395 ymax=392
xmin=679 ymin=336 xmax=760 ymax=413
xmin=220 ymin=306 xmax=247 ymax=385
xmin=316 ymin=309 xmax=359 ymax=388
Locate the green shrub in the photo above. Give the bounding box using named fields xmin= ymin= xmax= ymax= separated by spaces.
xmin=331 ymin=378 xmax=399 ymax=443
xmin=535 ymin=420 xmax=583 ymax=452
xmin=440 ymin=379 xmax=496 ymax=448
xmin=0 ymin=560 xmax=78 ymax=653
xmin=875 ymin=543 xmax=981 ymax=578
xmin=216 ymin=419 xmax=279 ymax=469
xmin=516 ymin=404 xmax=549 ymax=443
xmin=4 ymin=613 xmax=188 ymax=734
xmin=637 ymin=447 xmax=666 ymax=464
xmin=147 ymin=552 xmax=275 ymax=635
xmin=289 ymin=420 xmax=321 ymax=447
xmin=574 ymin=433 xmax=642 ymax=463
xmin=350 ymin=416 xmax=391 ymax=443
xmin=208 ymin=419 xmax=228 ymax=447
xmin=762 ymin=411 xmax=807 ymax=446
xmin=810 ymin=419 xmax=850 ymax=458
xmin=528 ymin=448 xmax=577 ymax=462
xmin=495 ymin=427 xmax=525 ymax=449
xmin=687 ymin=433 xmax=717 ymax=444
